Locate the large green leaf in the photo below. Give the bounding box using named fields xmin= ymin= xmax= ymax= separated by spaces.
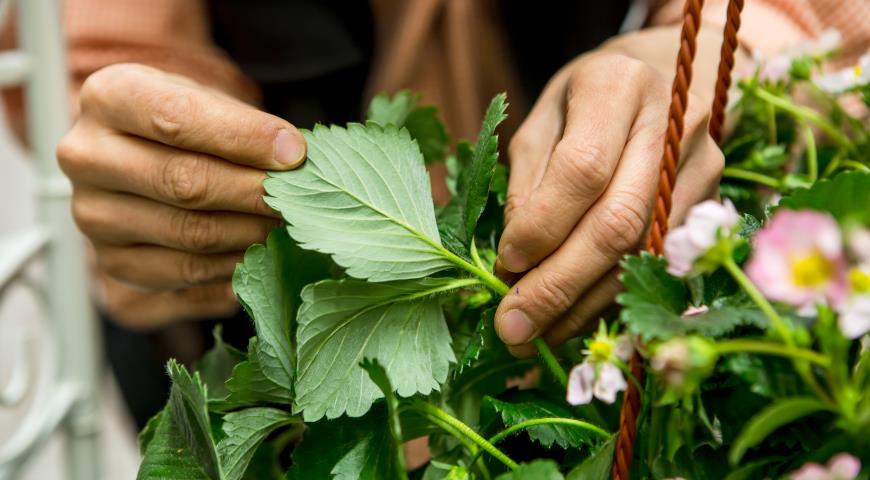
xmin=729 ymin=397 xmax=829 ymax=464
xmin=286 ymin=407 xmax=394 ymax=480
xmin=216 ymin=408 xmax=298 ymax=480
xmin=359 ymin=359 xmax=407 ymax=478
xmin=566 ymin=436 xmax=616 ymax=480
xmin=484 ymin=392 xmax=603 ymax=449
xmin=294 ymin=277 xmax=459 ymax=420
xmin=617 ymin=253 xmax=766 ymax=341
xmin=265 ymin=123 xmax=455 ymax=281
xmin=225 ymin=338 xmax=292 ymax=406
xmin=778 ymin=171 xmax=870 ymax=223
xmin=138 ymin=360 xmax=221 ymax=480
xmin=193 ymin=326 xmax=245 ymax=401
xmin=495 ymin=460 xmax=564 ymax=480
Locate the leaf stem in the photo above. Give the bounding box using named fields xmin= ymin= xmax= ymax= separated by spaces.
xmin=490 ymin=418 xmax=610 ymax=445
xmin=841 ymin=160 xmax=869 ymax=171
xmin=715 ymin=339 xmax=830 ymax=367
xmin=747 ymin=85 xmax=853 ymax=150
xmin=803 ymin=123 xmax=818 ymax=181
xmin=410 ymin=401 xmax=519 ymax=470
xmin=441 ymin=246 xmax=569 ymax=387
xmin=534 ymin=338 xmax=568 ymax=388
xmin=467 ymin=417 xmax=611 ymax=466
xmin=722 ymin=167 xmax=782 ymax=189
xmin=722 ymin=257 xmax=792 ymax=344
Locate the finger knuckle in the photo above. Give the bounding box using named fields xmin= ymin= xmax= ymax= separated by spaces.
xmin=533 ymin=270 xmax=576 ymax=314
xmin=591 ymin=192 xmax=649 ymax=256
xmin=148 ymin=88 xmax=196 ymax=144
xmin=80 ymin=64 xmax=148 ymax=113
xmin=521 ymin=200 xmax=563 ymax=245
xmin=174 ymin=210 xmax=221 ymax=252
xmin=70 ymin=193 xmax=101 ymax=235
xmin=56 ymin=130 xmax=90 ymax=175
xmin=159 ymin=153 xmax=211 ymax=207
xmin=95 ymin=247 xmax=128 ymax=281
xmin=179 ymin=253 xmax=217 ymax=285
xmin=507 ymin=133 xmax=534 ymax=161
xmin=552 ymin=140 xmax=611 ymax=196
xmin=503 ymin=192 xmax=526 ymax=224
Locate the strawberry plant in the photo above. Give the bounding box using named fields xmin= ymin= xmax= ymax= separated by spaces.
xmin=137 ymin=35 xmax=870 ymax=479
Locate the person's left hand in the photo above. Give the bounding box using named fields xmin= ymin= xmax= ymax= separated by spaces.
xmin=494 ymin=51 xmax=724 ymax=356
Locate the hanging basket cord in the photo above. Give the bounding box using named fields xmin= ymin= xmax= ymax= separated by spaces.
xmin=611 ymin=0 xmax=744 ymax=477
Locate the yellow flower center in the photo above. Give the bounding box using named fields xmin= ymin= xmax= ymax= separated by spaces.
xmin=791 ymin=250 xmax=833 ymax=288
xmin=588 ymin=340 xmax=613 ymax=362
xmin=849 ymin=267 xmax=870 ymax=293
xmin=854 ymin=63 xmax=863 ymax=79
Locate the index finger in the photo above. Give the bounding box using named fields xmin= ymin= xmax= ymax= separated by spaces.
xmin=81 ymin=64 xmax=306 ymax=170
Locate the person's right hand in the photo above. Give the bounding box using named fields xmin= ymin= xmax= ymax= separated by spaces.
xmin=57 ymin=63 xmax=307 ymax=329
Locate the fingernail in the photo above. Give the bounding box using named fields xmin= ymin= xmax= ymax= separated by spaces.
xmin=498 ymin=309 xmax=536 ymax=345
xmin=499 ymin=243 xmax=531 ymax=273
xmin=274 ymin=129 xmax=306 ymax=167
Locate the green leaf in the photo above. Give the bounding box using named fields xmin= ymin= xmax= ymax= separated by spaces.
xmin=495 ymin=460 xmax=564 ymax=480
xmin=138 ymin=360 xmax=221 ymax=480
xmin=367 ymin=91 xmax=450 ymax=165
xmin=193 ymin=326 xmax=245 ymax=401
xmin=566 ymin=436 xmax=616 ymax=480
xmin=447 ymin=95 xmax=508 ymax=245
xmin=484 ymin=392 xmax=601 ymax=449
xmin=265 ymin=123 xmax=455 ymax=282
xmin=367 ymin=91 xmax=418 ymax=127
xmin=360 ymin=359 xmax=407 ymax=478
xmin=456 ymin=308 xmax=498 ymax=373
xmin=167 ymin=361 xmax=222 ymax=479
xmin=295 ymin=277 xmax=459 ymax=420
xmin=138 ymin=409 xmax=164 ymax=456
xmin=778 ymin=171 xmax=870 ymax=223
xmin=617 ymin=253 xmax=765 ymax=341
xmin=286 ymin=407 xmax=394 ymax=480
xmin=216 ymin=408 xmax=298 ymax=480
xmin=729 ymin=397 xmax=829 ymax=464
xmin=225 ymin=338 xmax=292 ymax=406
xmin=137 ymin=407 xmax=212 ymax=480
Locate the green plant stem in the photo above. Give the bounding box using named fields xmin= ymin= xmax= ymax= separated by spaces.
xmin=468 ymin=417 xmax=611 ymax=466
xmin=411 ymin=402 xmax=519 ymax=470
xmin=720 ymin=259 xmax=835 ymax=404
xmin=534 ymin=337 xmax=568 ymax=388
xmin=821 ymin=152 xmax=844 ymax=178
xmin=470 ymin=238 xmax=488 ymax=272
xmin=748 ymin=85 xmax=853 ymax=150
xmin=418 ymin=411 xmax=492 ymax=479
xmin=722 ymin=257 xmax=793 ymax=344
xmin=803 ymin=123 xmax=818 ymax=181
xmin=490 ymin=418 xmax=610 ymax=445
xmin=767 ymin=102 xmax=778 ymax=145
xmin=842 ymin=160 xmax=869 ymax=171
xmin=722 ymin=167 xmax=782 ymax=189
xmin=443 ymin=248 xmax=570 ymax=387
xmin=716 ymin=340 xmax=831 ymax=367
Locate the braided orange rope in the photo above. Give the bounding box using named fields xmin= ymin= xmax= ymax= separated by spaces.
xmin=612 ymin=0 xmax=706 ymax=477
xmin=709 ymin=0 xmax=746 ymax=143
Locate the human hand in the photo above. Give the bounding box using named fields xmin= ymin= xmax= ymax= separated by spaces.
xmin=58 ymin=64 xmax=306 ymax=329
xmin=494 ymin=52 xmax=724 ymax=356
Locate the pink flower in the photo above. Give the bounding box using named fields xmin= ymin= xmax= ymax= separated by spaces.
xmin=682 ymin=305 xmax=709 ymax=317
xmin=566 ymin=361 xmax=626 ymax=405
xmin=790 ymin=453 xmax=861 ymax=480
xmin=665 ymin=200 xmax=740 ymax=277
xmin=746 ymin=210 xmax=847 ymax=311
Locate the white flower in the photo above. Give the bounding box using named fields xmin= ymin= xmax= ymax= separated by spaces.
xmin=759 ymin=55 xmax=792 ymax=83
xmin=664 ymin=200 xmax=740 ymax=277
xmin=791 ymin=29 xmax=843 ymax=58
xmin=651 ymin=340 xmax=690 ymax=387
xmin=566 ymin=361 xmax=626 ymax=405
xmin=848 ymin=228 xmax=870 ymax=263
xmin=814 ymin=52 xmax=870 ymax=93
xmin=838 ymin=295 xmax=870 ymax=339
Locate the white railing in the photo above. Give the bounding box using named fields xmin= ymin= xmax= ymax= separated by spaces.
xmin=0 ymin=0 xmax=101 ymax=479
